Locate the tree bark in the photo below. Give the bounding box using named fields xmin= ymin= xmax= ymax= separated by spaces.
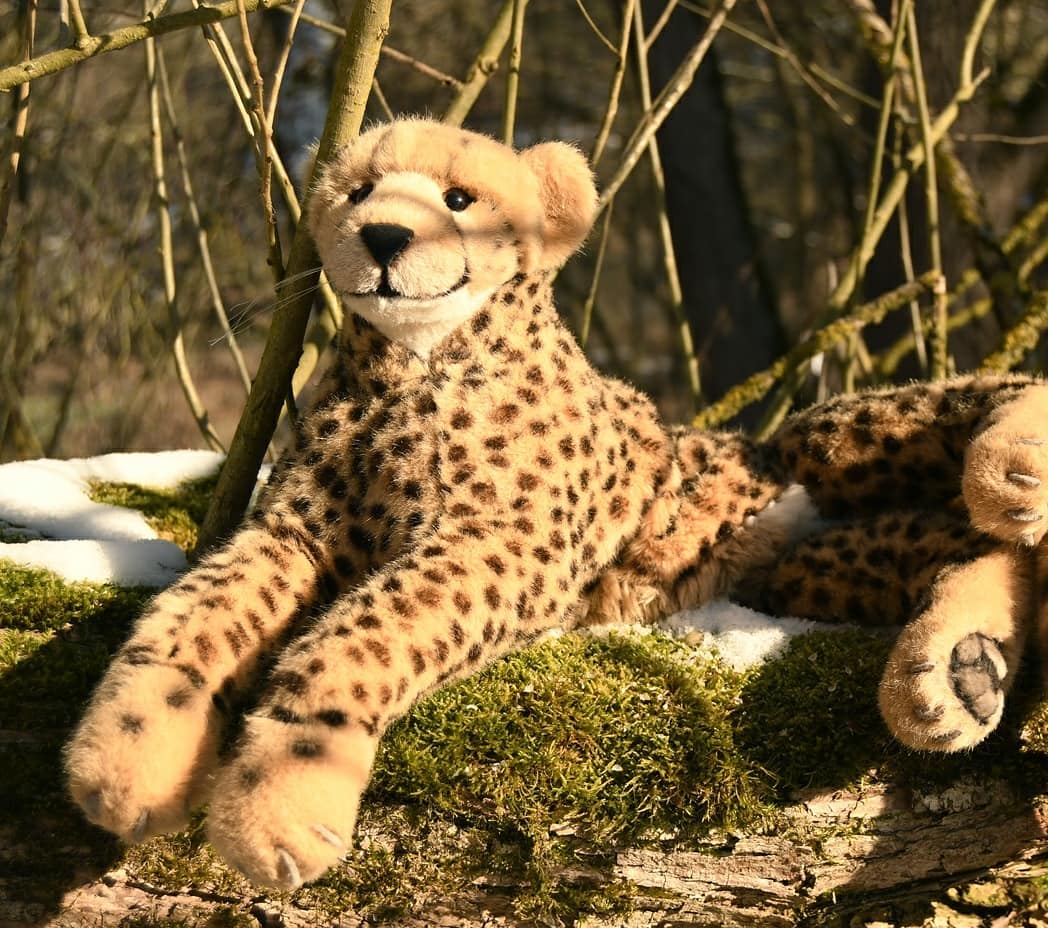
xmin=20 ymin=780 xmax=1047 ymax=927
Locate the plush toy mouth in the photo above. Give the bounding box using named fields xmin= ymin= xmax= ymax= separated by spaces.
xmin=355 ymin=270 xmax=470 ymax=301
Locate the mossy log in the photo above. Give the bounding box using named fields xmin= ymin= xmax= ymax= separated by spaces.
xmin=6 ymin=779 xmax=1046 ymax=927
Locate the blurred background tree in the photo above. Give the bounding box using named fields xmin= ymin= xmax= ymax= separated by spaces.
xmin=0 ymin=0 xmax=1046 ymax=468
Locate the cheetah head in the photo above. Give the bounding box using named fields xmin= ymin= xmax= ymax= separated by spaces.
xmin=309 ymin=118 xmax=598 ymax=357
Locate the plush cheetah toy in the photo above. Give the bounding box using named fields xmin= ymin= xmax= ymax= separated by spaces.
xmin=66 ymin=117 xmax=1048 ymax=889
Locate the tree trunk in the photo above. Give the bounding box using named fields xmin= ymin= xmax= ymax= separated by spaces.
xmin=642 ymin=1 xmax=784 ymax=423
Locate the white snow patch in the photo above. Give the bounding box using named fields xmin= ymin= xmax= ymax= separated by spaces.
xmin=0 ymin=451 xmax=222 ymax=586
xmin=0 ymin=539 xmax=190 ymax=587
xmin=658 ymin=599 xmax=845 ymax=670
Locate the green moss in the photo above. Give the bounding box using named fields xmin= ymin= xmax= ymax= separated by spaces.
xmin=0 ymin=521 xmax=31 ymax=542
xmin=0 ymin=563 xmax=148 ymax=915
xmin=364 ymin=631 xmax=767 ymax=919
xmin=0 ymin=561 xmax=151 ymax=632
xmin=374 ymin=632 xmax=767 ymax=841
xmin=736 ymin=629 xmax=895 ymax=793
xmin=87 ymin=473 xmax=218 ymax=553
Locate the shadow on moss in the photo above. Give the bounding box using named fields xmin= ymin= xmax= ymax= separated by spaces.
xmin=736 ymin=629 xmax=895 ymax=794
xmin=0 ymin=565 xmax=147 ymax=914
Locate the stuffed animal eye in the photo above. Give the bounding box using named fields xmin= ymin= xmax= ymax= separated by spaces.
xmin=348 ymin=183 xmax=374 ymax=204
xmin=444 ymin=188 xmax=474 ymax=212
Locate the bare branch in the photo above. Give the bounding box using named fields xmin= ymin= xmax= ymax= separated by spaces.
xmin=443 ymin=0 xmax=514 ymax=127
xmin=590 ymin=0 xmax=636 ymax=167
xmin=266 ymin=0 xmax=307 ymax=127
xmin=632 ymin=0 xmax=700 ymax=411
xmin=274 ymin=6 xmax=463 ymax=89
xmin=236 ymin=0 xmax=284 ymax=282
xmin=905 ymin=4 xmax=948 ymax=379
xmin=695 ymin=273 xmax=939 ymax=430
xmin=0 ymin=0 xmax=295 ymax=94
xmin=156 ymin=46 xmax=252 ymax=396
xmin=0 ymin=0 xmax=36 ymax=252
xmin=144 ymin=27 xmax=225 ymax=453
xmin=596 ymin=0 xmax=737 ymax=214
xmin=502 ymin=0 xmax=528 ymax=145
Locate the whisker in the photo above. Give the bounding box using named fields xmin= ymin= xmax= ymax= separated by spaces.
xmin=211 ymin=283 xmax=324 ymax=345
xmin=276 ymin=265 xmax=326 ymax=289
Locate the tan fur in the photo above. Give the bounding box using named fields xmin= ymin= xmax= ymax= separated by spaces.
xmin=65 ymin=118 xmax=1048 ymax=890
xmin=879 ymin=550 xmax=1031 ymax=750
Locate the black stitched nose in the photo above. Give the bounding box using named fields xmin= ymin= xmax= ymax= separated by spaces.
xmin=360 ymin=223 xmax=414 ymax=267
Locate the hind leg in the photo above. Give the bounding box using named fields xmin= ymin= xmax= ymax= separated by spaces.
xmin=734 ymin=511 xmax=1031 ymax=750
xmin=879 ymin=549 xmax=1032 ymax=751
xmin=964 ymin=384 xmax=1048 ymax=547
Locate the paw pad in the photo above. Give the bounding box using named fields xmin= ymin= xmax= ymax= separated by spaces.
xmin=949 ymin=632 xmax=1005 ymax=724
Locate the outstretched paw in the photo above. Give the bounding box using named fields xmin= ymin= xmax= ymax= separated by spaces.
xmin=206 ymin=717 xmax=377 ymax=889
xmin=65 ymin=663 xmax=223 ymax=841
xmin=880 ymin=630 xmax=1011 ymax=751
xmin=964 ymin=388 xmax=1048 ymax=546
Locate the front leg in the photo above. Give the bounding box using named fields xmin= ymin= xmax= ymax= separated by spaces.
xmin=64 ymin=518 xmax=326 ymax=841
xmin=206 ymin=520 xmax=569 ymax=889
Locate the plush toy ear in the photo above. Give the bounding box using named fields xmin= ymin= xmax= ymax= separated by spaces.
xmin=519 ymin=142 xmax=598 ymax=270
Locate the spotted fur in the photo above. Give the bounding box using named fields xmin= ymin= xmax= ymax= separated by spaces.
xmin=65 ymin=118 xmax=1048 ymax=889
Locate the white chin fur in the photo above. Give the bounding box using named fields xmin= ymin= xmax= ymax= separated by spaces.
xmin=344 ymin=287 xmax=496 ymax=358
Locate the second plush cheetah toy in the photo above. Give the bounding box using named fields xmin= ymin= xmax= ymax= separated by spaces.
xmin=66 ymin=118 xmax=1048 ymax=889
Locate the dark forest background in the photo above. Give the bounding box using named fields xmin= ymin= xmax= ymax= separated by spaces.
xmin=1 ymin=0 xmax=1046 ymax=461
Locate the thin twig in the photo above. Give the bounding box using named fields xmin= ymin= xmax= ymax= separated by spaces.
xmin=590 ymin=0 xmax=636 ymax=166
xmin=266 ymin=0 xmax=307 ymax=127
xmin=681 ymin=1 xmax=879 ymax=110
xmin=572 ymin=0 xmax=617 ymax=54
xmin=580 ymin=202 xmax=614 ymax=347
xmin=443 ymin=0 xmax=515 ymax=127
xmin=905 ymin=3 xmax=948 ymax=379
xmin=0 ymin=0 xmax=294 ymax=94
xmin=0 ymin=0 xmax=36 ymax=253
xmin=954 ymin=132 xmax=1048 ymax=146
xmin=194 ymin=9 xmax=299 ymax=224
xmin=597 ymin=0 xmax=737 ymax=214
xmin=156 ymin=46 xmax=252 ymax=396
xmin=960 ymin=0 xmax=997 ymax=89
xmin=694 ymin=272 xmax=939 ymax=430
xmin=274 ymin=6 xmax=463 ymax=89
xmin=65 ymin=0 xmax=91 ymax=47
xmin=236 ymin=0 xmax=284 ymax=282
xmin=502 ymin=0 xmax=528 ymax=145
xmin=892 ymin=113 xmax=928 ymax=375
xmin=849 ymin=0 xmax=909 ymax=321
xmin=754 ymin=0 xmax=858 ymax=129
xmin=144 ymin=27 xmax=225 ymax=454
xmin=633 ymin=0 xmax=700 ymax=410
xmin=645 ymin=0 xmax=679 ymax=50
xmin=371 ymin=78 xmax=394 ymax=121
